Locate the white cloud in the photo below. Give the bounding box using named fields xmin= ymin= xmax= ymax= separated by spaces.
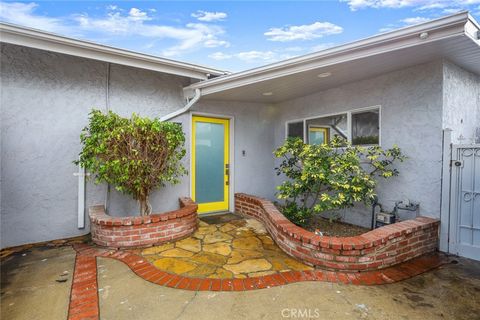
xmin=0 ymin=2 xmax=71 ymax=33
xmin=191 ymin=10 xmax=227 ymax=22
xmin=311 ymin=43 xmax=336 ymax=52
xmin=76 ymin=12 xmax=230 ymax=56
xmin=236 ymin=50 xmax=277 ymax=62
xmin=128 ymin=8 xmax=151 ymax=22
xmin=208 ymin=52 xmax=233 ymax=60
xmin=400 ymin=17 xmax=431 ymax=25
xmin=342 ymin=0 xmax=480 ymax=11
xmin=208 ymin=49 xmax=300 ymax=63
xmin=204 ymin=39 xmax=230 ymax=48
xmin=379 ymin=16 xmax=431 ymax=33
xmin=442 ymin=8 xmax=463 ymax=14
xmin=0 ymin=2 xmax=230 ymax=57
xmin=265 ymin=21 xmax=343 ymax=42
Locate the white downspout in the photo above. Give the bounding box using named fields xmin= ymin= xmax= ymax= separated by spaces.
xmin=75 ymin=63 xmax=110 ymax=229
xmin=161 ymin=88 xmax=201 ymax=122
xmin=74 ymin=164 xmax=86 ymax=228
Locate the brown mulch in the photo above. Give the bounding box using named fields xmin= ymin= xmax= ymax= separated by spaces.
xmin=305 ymin=215 xmax=370 ymax=237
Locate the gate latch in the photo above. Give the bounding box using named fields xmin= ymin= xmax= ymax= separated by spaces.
xmin=451 ymin=160 xmax=463 ymax=167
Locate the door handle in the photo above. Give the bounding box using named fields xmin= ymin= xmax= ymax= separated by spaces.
xmin=225 ymin=164 xmax=230 ymax=186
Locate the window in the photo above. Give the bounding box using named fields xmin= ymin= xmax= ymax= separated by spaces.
xmin=306 ymin=113 xmax=348 ymax=145
xmin=285 ymin=106 xmax=380 ymax=146
xmin=287 ymin=121 xmax=304 ymax=139
xmin=351 ymin=110 xmax=379 ymax=145
xmin=308 ymin=127 xmax=329 ymax=145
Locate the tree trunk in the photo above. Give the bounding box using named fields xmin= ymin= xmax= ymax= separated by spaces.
xmin=138 ymin=196 xmax=152 ymax=216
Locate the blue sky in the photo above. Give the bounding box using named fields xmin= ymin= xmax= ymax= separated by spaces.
xmin=1 ymin=1 xmax=479 ymax=72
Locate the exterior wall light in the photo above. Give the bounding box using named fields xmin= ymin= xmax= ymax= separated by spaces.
xmin=317 ymin=72 xmax=332 ymax=78
xmin=419 ymin=32 xmax=429 ymax=40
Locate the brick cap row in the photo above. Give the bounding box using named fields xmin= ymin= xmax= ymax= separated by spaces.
xmin=235 ymin=193 xmax=440 ymax=251
xmin=89 ymin=197 xmax=198 ymax=226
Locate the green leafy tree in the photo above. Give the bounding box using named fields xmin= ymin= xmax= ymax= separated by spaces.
xmin=274 ymin=137 xmax=405 ymax=226
xmin=75 ymin=109 xmax=187 ymax=216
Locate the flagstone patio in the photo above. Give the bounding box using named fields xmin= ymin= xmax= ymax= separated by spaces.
xmin=137 ymin=216 xmax=312 ymax=279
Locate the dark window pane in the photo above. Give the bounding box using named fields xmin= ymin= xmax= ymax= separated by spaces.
xmin=287 ymin=122 xmax=304 ymax=139
xmin=351 ymin=110 xmax=379 ymax=145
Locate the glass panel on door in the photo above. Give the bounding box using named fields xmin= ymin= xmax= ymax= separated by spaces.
xmin=192 ymin=116 xmax=229 ymax=213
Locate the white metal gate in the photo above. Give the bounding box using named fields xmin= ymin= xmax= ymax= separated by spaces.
xmin=449 ymin=145 xmax=480 ymax=260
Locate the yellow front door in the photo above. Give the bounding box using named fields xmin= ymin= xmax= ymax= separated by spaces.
xmin=192 ymin=116 xmax=230 ymax=214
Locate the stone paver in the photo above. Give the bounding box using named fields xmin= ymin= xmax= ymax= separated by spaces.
xmin=140 ymin=217 xmax=312 ymax=279
xmin=224 ymin=258 xmax=272 ymax=274
xmin=153 ymin=258 xmax=197 ymax=274
xmin=175 ymin=238 xmax=202 ymax=253
xmin=160 ymin=248 xmax=195 ymax=258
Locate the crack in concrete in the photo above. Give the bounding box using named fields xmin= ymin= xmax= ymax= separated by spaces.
xmin=174 ymin=290 xmax=198 ymax=320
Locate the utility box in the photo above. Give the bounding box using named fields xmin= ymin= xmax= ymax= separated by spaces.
xmin=376 ymin=212 xmax=396 ymax=228
xmin=394 ymin=200 xmax=419 ymax=221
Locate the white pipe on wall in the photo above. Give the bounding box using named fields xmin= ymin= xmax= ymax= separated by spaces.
xmin=76 ymin=163 xmax=86 ymax=229
xmin=160 ymin=88 xmax=201 ymax=122
xmin=76 ymin=62 xmax=110 ymax=229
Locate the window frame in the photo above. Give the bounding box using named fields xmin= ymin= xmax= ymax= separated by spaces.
xmin=285 ymin=105 xmax=382 ymax=146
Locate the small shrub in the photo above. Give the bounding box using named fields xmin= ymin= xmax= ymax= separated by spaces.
xmin=274 ymin=137 xmax=405 ymax=226
xmin=75 ymin=109 xmax=186 ymax=216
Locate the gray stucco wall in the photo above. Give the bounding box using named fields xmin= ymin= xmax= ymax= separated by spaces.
xmin=442 ymin=61 xmax=480 ymax=144
xmin=105 ymin=63 xmax=191 ymax=217
xmin=0 ymin=44 xmax=191 ymax=248
xmin=273 ymin=61 xmax=445 ymax=227
xmin=2 ymin=43 xmax=478 ymax=248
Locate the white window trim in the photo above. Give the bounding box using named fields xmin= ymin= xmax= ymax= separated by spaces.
xmin=285 ymin=105 xmax=382 ymax=146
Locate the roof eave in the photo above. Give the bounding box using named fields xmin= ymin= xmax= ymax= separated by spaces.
xmin=184 ymin=11 xmax=475 ymax=98
xmin=0 ymin=22 xmax=228 ymax=80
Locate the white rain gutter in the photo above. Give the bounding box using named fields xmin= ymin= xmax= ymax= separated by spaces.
xmin=160 ymin=88 xmax=202 ymax=122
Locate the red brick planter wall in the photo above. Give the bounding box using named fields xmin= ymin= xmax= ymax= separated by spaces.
xmin=235 ymin=193 xmax=439 ymax=272
xmin=89 ymin=197 xmax=198 ymax=248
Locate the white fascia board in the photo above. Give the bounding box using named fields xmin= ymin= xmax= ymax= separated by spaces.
xmin=184 ymin=11 xmax=472 ymax=98
xmin=465 ymin=14 xmax=480 ymax=42
xmin=0 ymin=23 xmax=227 ymax=80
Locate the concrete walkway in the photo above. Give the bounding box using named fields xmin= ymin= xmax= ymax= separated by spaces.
xmin=1 ymin=245 xmax=479 ymax=320
xmin=97 ymin=256 xmax=480 ymax=320
xmin=1 ymin=246 xmax=76 ymax=320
